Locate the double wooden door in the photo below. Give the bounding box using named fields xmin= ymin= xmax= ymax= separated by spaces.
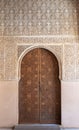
xmin=19 ymin=48 xmax=61 ymax=124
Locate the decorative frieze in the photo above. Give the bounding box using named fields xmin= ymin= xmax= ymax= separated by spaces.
xmin=0 ymin=39 xmax=4 ymax=80
xmin=63 ymin=45 xmax=76 ymax=80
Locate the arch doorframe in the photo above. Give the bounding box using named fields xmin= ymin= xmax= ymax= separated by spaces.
xmin=18 ymin=45 xmax=62 ymax=81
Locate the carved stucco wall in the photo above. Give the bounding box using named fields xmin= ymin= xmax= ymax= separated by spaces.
xmin=0 ymin=0 xmax=79 ymax=81
xmin=0 ymin=0 xmax=78 ymax=36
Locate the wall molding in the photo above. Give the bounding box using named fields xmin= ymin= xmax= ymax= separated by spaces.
xmin=0 ymin=35 xmax=78 ymax=38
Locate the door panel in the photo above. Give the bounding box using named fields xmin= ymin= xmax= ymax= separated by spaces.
xmin=39 ymin=49 xmax=61 ymax=124
xmin=19 ymin=49 xmax=40 ymax=123
xmin=19 ymin=48 xmax=61 ymax=124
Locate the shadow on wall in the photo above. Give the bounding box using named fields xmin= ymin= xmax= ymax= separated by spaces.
xmin=71 ymin=0 xmax=79 ymax=38
xmin=75 ymin=0 xmax=79 ymax=38
xmin=64 ymin=0 xmax=79 ymax=38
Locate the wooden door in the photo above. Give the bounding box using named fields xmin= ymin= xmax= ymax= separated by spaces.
xmin=19 ymin=48 xmax=61 ymax=124
xmin=39 ymin=49 xmax=61 ymax=124
xmin=19 ymin=49 xmax=40 ymax=123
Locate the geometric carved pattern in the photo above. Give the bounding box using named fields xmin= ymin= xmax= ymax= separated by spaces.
xmin=0 ymin=0 xmax=78 ymax=36
xmin=63 ymin=45 xmax=76 ymax=80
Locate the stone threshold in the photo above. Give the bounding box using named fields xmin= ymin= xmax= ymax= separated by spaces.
xmin=14 ymin=124 xmax=60 ymax=130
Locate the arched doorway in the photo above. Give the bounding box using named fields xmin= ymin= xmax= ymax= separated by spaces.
xmin=19 ymin=48 xmax=61 ymax=124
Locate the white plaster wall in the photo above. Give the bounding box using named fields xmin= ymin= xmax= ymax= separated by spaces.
xmin=61 ymin=81 xmax=79 ymax=128
xmin=0 ymin=81 xmax=18 ymax=127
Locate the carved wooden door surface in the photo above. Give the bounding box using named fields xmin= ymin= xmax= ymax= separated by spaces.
xmin=19 ymin=48 xmax=61 ymax=124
